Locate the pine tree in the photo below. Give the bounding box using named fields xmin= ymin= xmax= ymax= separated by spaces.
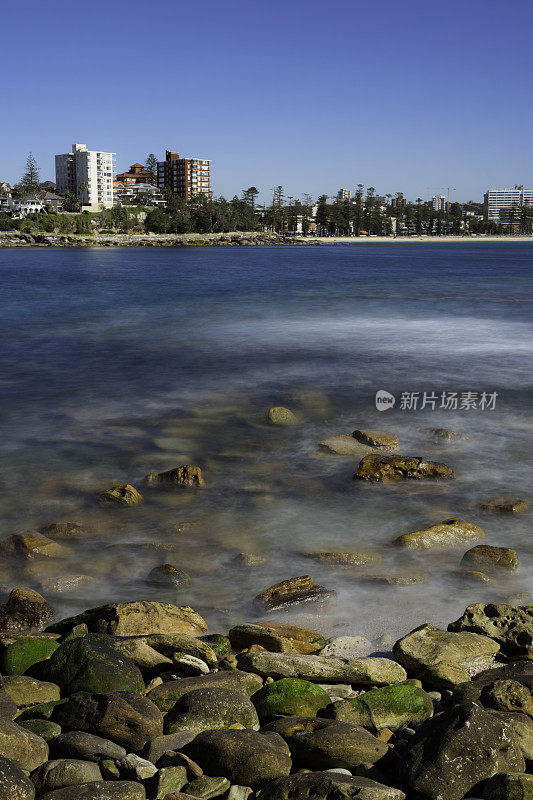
xmin=145 ymin=154 xmax=159 ymax=185
xmin=20 ymin=153 xmax=40 ymax=194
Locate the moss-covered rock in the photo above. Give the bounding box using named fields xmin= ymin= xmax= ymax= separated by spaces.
xmin=329 ymin=684 xmax=433 ymax=731
xmin=252 ymin=678 xmax=331 ymax=721
xmin=0 ymin=676 xmax=60 ymax=708
xmin=164 ymin=687 xmax=260 ymax=734
xmin=199 ymin=633 xmax=231 ymax=660
xmin=267 ymin=407 xmax=299 ymax=426
xmin=40 ymin=636 xmax=144 ymax=695
xmin=98 ymin=483 xmax=142 ymax=505
xmin=0 ymin=637 xmax=59 ymax=675
xmin=17 ymin=718 xmax=61 ymax=741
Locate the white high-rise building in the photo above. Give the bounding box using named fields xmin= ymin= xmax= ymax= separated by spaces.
xmin=432 ymin=195 xmax=447 ymax=211
xmin=484 ymin=186 xmax=533 ymax=221
xmin=55 ymin=144 xmax=116 ymax=210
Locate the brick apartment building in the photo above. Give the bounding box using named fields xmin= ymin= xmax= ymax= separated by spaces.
xmin=157 ymin=150 xmax=211 ymax=201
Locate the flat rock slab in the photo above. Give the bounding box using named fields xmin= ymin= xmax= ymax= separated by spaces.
xmin=354 ymin=455 xmax=454 ymax=482
xmin=393 ymin=519 xmax=484 ymax=549
xmin=46 ymin=601 xmax=207 ymax=637
xmin=393 ymin=623 xmax=500 ymax=672
xmin=229 ymin=622 xmax=326 ymax=654
xmin=236 ymin=652 xmax=406 ymax=684
xmin=38 ymin=781 xmax=146 ymax=799
xmin=256 ymin=771 xmax=406 ymax=800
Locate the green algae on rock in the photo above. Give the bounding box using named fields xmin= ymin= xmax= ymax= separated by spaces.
xmin=252 ymin=678 xmax=331 ymax=721
xmin=329 ymin=684 xmax=433 ymax=731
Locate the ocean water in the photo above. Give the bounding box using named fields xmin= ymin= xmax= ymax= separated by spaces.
xmin=0 ymin=243 xmax=532 ymax=642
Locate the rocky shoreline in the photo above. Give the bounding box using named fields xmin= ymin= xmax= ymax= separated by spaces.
xmin=0 ymin=586 xmax=531 ymax=800
xmin=0 ymin=232 xmax=303 ymax=248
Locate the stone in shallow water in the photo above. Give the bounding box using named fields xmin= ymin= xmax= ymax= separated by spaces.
xmin=319 ymin=435 xmax=375 ymax=455
xmin=229 ymin=622 xmax=326 ymax=654
xmin=98 ymin=484 xmax=143 ymax=506
xmin=267 ymin=406 xmax=299 ymax=426
xmin=0 ymin=531 xmax=67 ymax=559
xmin=236 ymin=652 xmax=406 ymax=684
xmin=305 ymin=552 xmax=382 ymax=567
xmin=254 ymin=576 xmax=335 ymax=612
xmin=147 ymin=564 xmax=191 ymax=590
xmin=40 ymin=522 xmax=90 ymax=540
xmin=393 ymin=623 xmax=500 ymax=673
xmin=145 ymin=465 xmax=206 ymax=488
xmin=393 ymin=518 xmax=484 ymax=549
xmin=352 ymin=430 xmax=399 ymax=448
xmin=460 ymin=545 xmax=519 ymax=574
xmin=480 ymin=496 xmax=528 ymax=513
xmin=354 ymin=455 xmax=454 ymax=482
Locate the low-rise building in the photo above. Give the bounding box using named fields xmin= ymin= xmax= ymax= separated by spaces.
xmin=38 ymin=191 xmax=64 ymax=213
xmin=115 ymin=182 xmax=166 ymax=206
xmin=115 ymin=163 xmax=153 ymax=186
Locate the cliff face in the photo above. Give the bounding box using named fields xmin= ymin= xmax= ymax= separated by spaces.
xmin=0 ymin=231 xmax=308 ymax=248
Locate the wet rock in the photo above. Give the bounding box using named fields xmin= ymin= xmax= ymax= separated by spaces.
xmin=148 ymin=670 xmax=262 ymax=712
xmin=267 ymin=407 xmax=299 ymax=426
xmin=255 ymin=770 xmax=405 ymax=800
xmin=31 ymin=759 xmax=102 ymax=794
xmin=152 ymin=765 xmax=188 ymax=798
xmin=147 ymin=564 xmax=191 ymax=590
xmin=229 ymin=622 xmax=326 ymax=654
xmin=354 ymin=455 xmax=454 ymax=482
xmin=0 ymin=588 xmax=55 ymax=633
xmin=481 ymin=680 xmax=533 ymax=716
xmin=252 ymin=678 xmax=331 ymax=721
xmin=184 ymin=775 xmax=231 ymax=799
xmin=236 ymin=652 xmax=407 ymax=684
xmin=0 ymin=675 xmax=60 ymax=707
xmin=53 ymin=692 xmax=163 ymax=750
xmin=40 ymin=575 xmax=96 ymax=594
xmin=429 ymin=428 xmax=462 ymax=441
xmin=0 ymin=637 xmax=59 ymax=675
xmin=352 ymin=430 xmax=399 ymax=448
xmin=164 ymin=687 xmax=259 ymax=734
xmin=320 ymin=435 xmax=373 ymax=455
xmin=393 ymin=623 xmax=499 ymax=673
xmin=393 ymin=518 xmax=484 ymax=549
xmin=0 ymin=754 xmax=35 ymax=800
xmin=41 ymin=636 xmax=144 ymax=695
xmin=399 ymin=703 xmax=525 ymax=800
xmin=38 ymin=781 xmax=146 ymax=799
xmin=46 ymin=601 xmax=207 ymax=637
xmin=254 ymin=576 xmax=335 ymax=612
xmin=185 ymin=729 xmax=292 ymax=788
xmin=460 ymin=545 xmax=519 ymax=574
xmin=480 ymin=497 xmax=528 ymax=513
xmin=320 ymin=636 xmax=372 ymax=658
xmin=0 ymin=532 xmax=67 ymax=559
xmin=39 ymin=522 xmax=90 ymax=540
xmin=305 ymin=552 xmax=382 ymax=567
xmin=118 ymin=752 xmax=157 ymax=781
xmin=234 ymin=553 xmax=269 ymax=567
xmin=329 ymin=684 xmax=433 ymax=731
xmin=145 ymin=465 xmax=206 ymax=489
xmin=482 ymin=773 xmax=533 ymax=799
xmin=0 ymin=718 xmax=48 ymax=770
xmin=98 ymin=484 xmax=143 ymax=506
xmin=448 ymin=604 xmax=533 ymax=659
xmin=361 ymin=570 xmax=430 ymax=586
xmin=17 ymin=719 xmax=61 ymax=741
xmin=264 ymin=717 xmax=389 ymax=770
xmin=50 ymin=731 xmax=127 ymax=762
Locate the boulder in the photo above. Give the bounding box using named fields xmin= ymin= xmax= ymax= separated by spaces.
xmin=50 ymin=731 xmax=126 ymax=762
xmin=252 ymin=678 xmax=331 ymax=721
xmin=0 ymin=532 xmax=67 ymax=559
xmin=453 ymin=661 xmax=533 ymax=706
xmin=100 ymin=636 xmax=172 ymax=672
xmin=236 ymin=652 xmax=407 ymax=684
xmin=31 ymin=759 xmax=102 ymax=794
xmin=41 ymin=636 xmax=144 ymax=695
xmin=185 ymin=729 xmax=291 ymax=788
xmin=399 ymin=703 xmax=525 ymax=800
xmin=264 ymin=717 xmax=388 ymax=770
xmin=354 ymin=455 xmax=454 ymax=482
xmin=0 ymin=754 xmax=35 ymax=800
xmin=329 ymin=684 xmax=433 ymax=731
xmin=40 ymin=522 xmax=90 ymax=540
xmin=53 ymin=692 xmax=163 ymax=750
xmin=164 ymin=687 xmax=259 ymax=734
xmin=482 ymin=773 xmax=533 ymax=799
xmin=183 ymin=775 xmax=230 ymax=798
xmin=147 ymin=564 xmax=191 ymax=590
xmin=320 ymin=636 xmax=372 ymax=658
xmin=393 ymin=623 xmax=499 ymax=673
xmin=148 ymin=670 xmax=262 ymax=712
xmin=18 ymin=720 xmax=61 ymax=741
xmin=460 ymin=545 xmax=519 ymax=574
xmin=393 ymin=518 xmax=484 ymax=549
xmin=255 ymin=576 xmax=334 ymax=612
xmin=98 ymin=484 xmax=142 ymax=505
xmin=0 ymin=675 xmax=60 ymax=707
xmin=38 ymin=781 xmax=145 ymax=799
xmin=143 ymin=634 xmax=218 ymax=667
xmin=145 ymin=466 xmax=205 ymax=488
xmin=256 ymin=771 xmax=405 ymax=800
xmin=481 ymin=680 xmax=533 ymax=716
xmin=229 ymin=623 xmax=326 ymax=654
xmin=417 ymin=662 xmax=470 ymax=690
xmin=0 ymin=718 xmax=48 ymax=771
xmin=488 ymin=711 xmax=533 ymax=761
xmin=46 ymin=601 xmax=207 ymax=637
xmin=171 ymin=653 xmax=209 ymax=677
xmin=480 ymin=497 xmax=528 ymax=513
xmin=0 ymin=588 xmax=54 ymax=632
xmin=448 ymin=604 xmax=533 ymax=659
xmin=267 ymin=407 xmax=298 ymax=426
xmin=352 ymin=430 xmax=399 ymax=448
xmin=0 ymin=637 xmax=59 ymax=675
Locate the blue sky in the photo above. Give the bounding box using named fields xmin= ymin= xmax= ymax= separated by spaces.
xmin=2 ymin=0 xmax=531 ymax=203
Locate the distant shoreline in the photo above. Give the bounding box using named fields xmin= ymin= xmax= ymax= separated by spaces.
xmin=1 ymin=231 xmax=533 ymax=248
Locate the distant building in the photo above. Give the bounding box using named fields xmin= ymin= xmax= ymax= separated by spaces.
xmin=115 ymin=163 xmax=153 ymax=187
xmin=390 ymin=194 xmax=407 ymax=208
xmin=484 ymin=186 xmax=533 ymax=221
xmin=38 ymin=191 xmax=64 ymax=213
xmin=157 ymin=150 xmax=211 ymax=201
xmin=432 ymin=195 xmax=447 ymax=211
xmin=0 ymin=182 xmax=11 ymax=194
xmin=55 ymin=144 xmax=116 ymax=210
xmin=115 ymin=182 xmax=166 ymax=206
xmin=337 ymin=188 xmax=351 ymax=201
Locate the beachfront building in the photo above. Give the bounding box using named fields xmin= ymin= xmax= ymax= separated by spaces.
xmin=337 ymin=188 xmax=351 ymax=201
xmin=115 ymin=163 xmax=153 ymax=187
xmin=55 ymin=144 xmax=116 ymax=210
xmin=157 ymin=150 xmax=211 ymax=201
xmin=432 ymin=195 xmax=447 ymax=211
xmin=483 ymin=186 xmax=533 ymax=222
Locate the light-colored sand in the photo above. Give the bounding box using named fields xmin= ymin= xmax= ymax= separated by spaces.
xmin=300 ymin=235 xmax=533 ymax=244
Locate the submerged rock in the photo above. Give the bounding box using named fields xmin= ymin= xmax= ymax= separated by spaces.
xmin=460 ymin=545 xmax=519 ymax=574
xmin=393 ymin=518 xmax=484 ymax=549
xmin=146 ymin=564 xmax=191 ymax=590
xmin=98 ymin=484 xmax=142 ymax=506
xmin=305 ymin=551 xmax=382 ymax=567
xmin=0 ymin=588 xmax=54 ymax=633
xmin=267 ymin=407 xmax=299 ymax=426
xmin=0 ymin=532 xmax=67 ymax=559
xmin=480 ymin=496 xmax=528 ymax=513
xmin=354 ymin=455 xmax=454 ymax=482
xmin=40 ymin=522 xmax=90 ymax=540
xmin=145 ymin=465 xmax=206 ymax=488
xmin=352 ymin=430 xmax=399 ymax=448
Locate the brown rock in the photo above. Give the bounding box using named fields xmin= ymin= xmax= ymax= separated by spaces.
xmin=40 ymin=522 xmax=90 ymax=540
xmin=354 ymin=455 xmax=454 ymax=482
xmin=0 ymin=531 xmax=67 ymax=559
xmin=0 ymin=587 xmax=54 ymax=632
xmin=99 ymin=484 xmax=142 ymax=506
xmin=352 ymin=430 xmax=399 ymax=448
xmin=229 ymin=622 xmax=326 ymax=654
xmin=480 ymin=496 xmax=528 ymax=513
xmin=393 ymin=519 xmax=484 ymax=550
xmin=304 ymin=552 xmax=382 ymax=567
xmin=267 ymin=407 xmax=299 ymax=426
xmin=254 ymin=576 xmax=334 ymax=612
xmin=460 ymin=545 xmax=519 ymax=574
xmin=145 ymin=465 xmax=206 ymax=488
